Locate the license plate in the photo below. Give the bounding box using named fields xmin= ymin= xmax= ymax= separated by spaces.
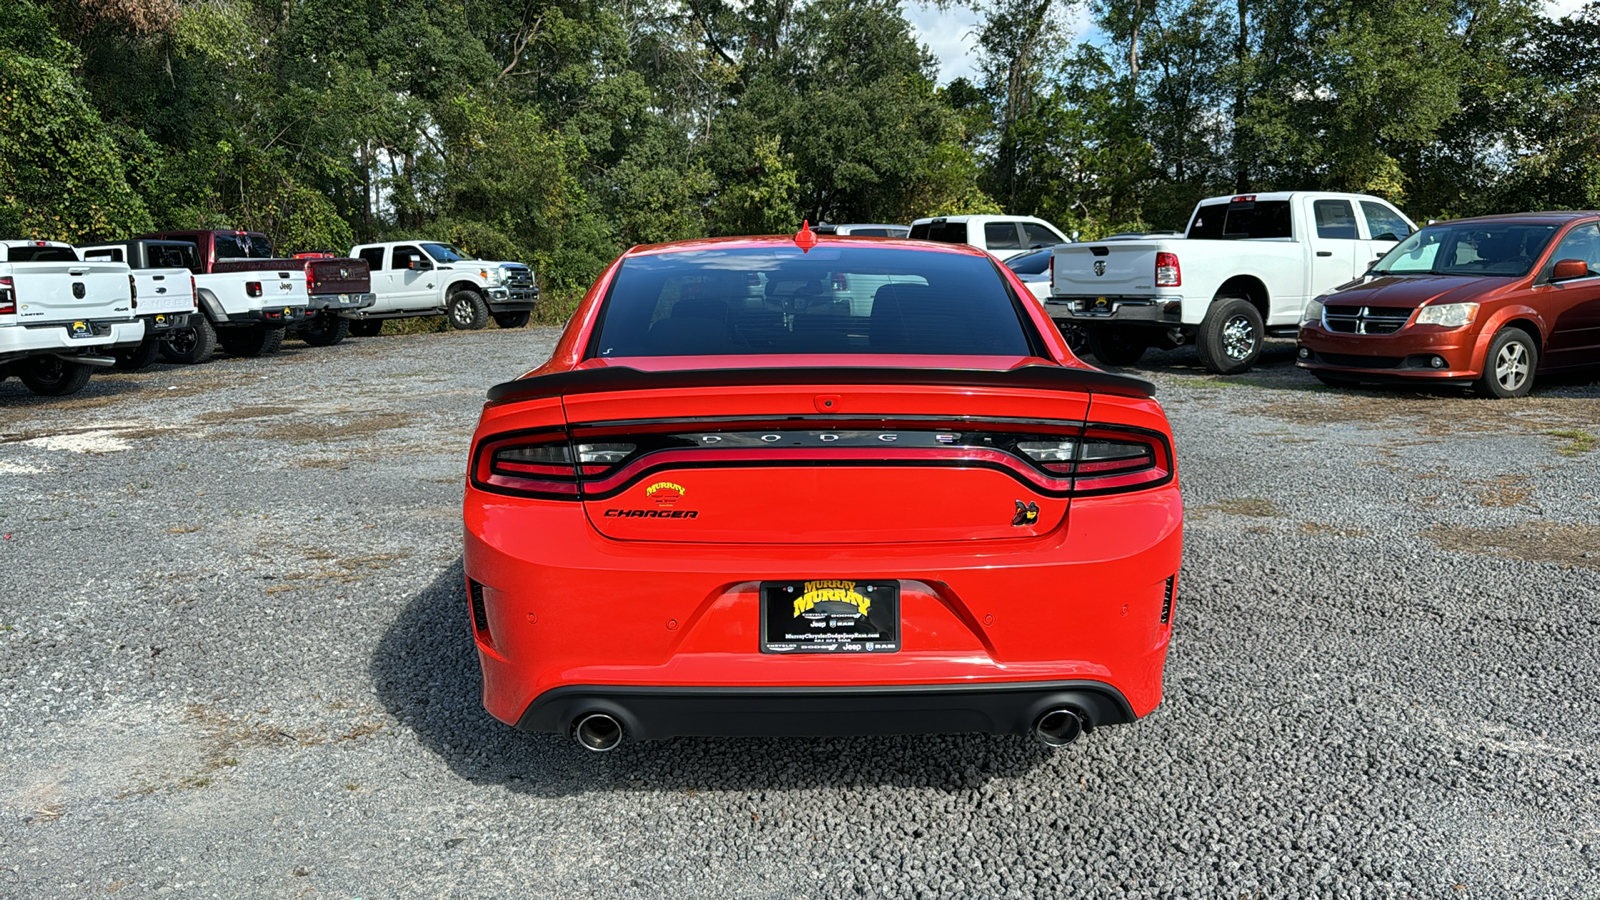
xmin=69 ymin=320 xmax=92 ymax=338
xmin=339 ymin=293 xmax=349 ymax=302
xmin=760 ymin=580 xmax=899 ymax=654
xmin=153 ymin=314 xmax=169 ymax=328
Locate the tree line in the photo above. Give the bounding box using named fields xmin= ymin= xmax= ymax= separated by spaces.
xmin=3 ymin=0 xmax=1598 ymax=303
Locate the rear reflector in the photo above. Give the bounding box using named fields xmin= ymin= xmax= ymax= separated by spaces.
xmin=468 ymin=578 xmax=492 ymax=646
xmin=1161 ymin=575 xmax=1175 ymax=624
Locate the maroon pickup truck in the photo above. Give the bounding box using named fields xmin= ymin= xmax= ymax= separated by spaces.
xmin=135 ymin=230 xmax=376 ymax=346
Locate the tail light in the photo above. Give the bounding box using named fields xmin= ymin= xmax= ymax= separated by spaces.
xmin=473 ymin=432 xmax=638 ymax=499
xmin=1155 ymin=252 xmax=1181 ymax=287
xmin=0 ymin=276 xmax=15 ymax=314
xmin=306 ymin=266 xmax=316 ymax=294
xmin=1014 ymin=425 xmax=1173 ymax=494
xmin=246 ymin=281 xmax=263 ymax=297
xmin=129 ymin=273 xmax=138 ymax=307
xmin=190 ymin=275 xmax=198 ymax=310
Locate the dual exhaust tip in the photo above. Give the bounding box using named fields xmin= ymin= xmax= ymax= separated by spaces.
xmin=571 ymin=706 xmax=1086 ymax=751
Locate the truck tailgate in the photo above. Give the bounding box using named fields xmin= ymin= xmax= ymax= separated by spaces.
xmin=1050 ymin=242 xmax=1163 ymax=297
xmin=133 ymin=268 xmax=195 ymax=315
xmin=306 ymin=258 xmax=370 ymax=295
xmin=7 ymin=262 xmax=132 ymax=324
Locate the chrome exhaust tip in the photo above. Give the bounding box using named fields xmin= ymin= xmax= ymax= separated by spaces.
xmin=573 ymin=713 xmax=624 ymax=752
xmin=1032 ymin=707 xmax=1084 ymax=747
xmin=56 ymin=353 xmax=116 ymax=367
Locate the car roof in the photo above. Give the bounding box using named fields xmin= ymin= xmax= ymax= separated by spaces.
xmin=1425 ymin=211 xmax=1600 ymax=227
xmin=623 ymin=234 xmax=996 ymax=258
xmin=908 ymin=214 xmax=1055 ymax=225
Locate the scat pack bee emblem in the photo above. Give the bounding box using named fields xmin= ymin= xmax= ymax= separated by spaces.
xmin=1013 ymin=500 xmax=1040 ymax=526
xmin=792 ymin=580 xmax=870 ymax=617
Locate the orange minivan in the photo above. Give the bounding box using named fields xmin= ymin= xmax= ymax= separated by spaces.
xmin=1297 ymin=212 xmax=1600 ymax=396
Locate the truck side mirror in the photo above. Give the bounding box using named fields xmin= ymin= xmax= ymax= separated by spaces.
xmin=409 ymin=258 xmax=431 ymax=270
xmin=1552 ymin=258 xmax=1590 ymax=281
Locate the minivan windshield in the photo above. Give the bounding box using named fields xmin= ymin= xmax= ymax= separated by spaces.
xmin=1372 ymin=222 xmax=1560 ymax=277
xmin=591 ymin=246 xmax=1034 ymax=358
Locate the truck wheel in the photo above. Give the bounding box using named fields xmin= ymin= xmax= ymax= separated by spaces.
xmin=300 ymin=311 xmax=351 ymax=347
xmin=349 ymin=319 xmax=383 ymax=337
xmin=448 ymin=290 xmax=490 ymax=330
xmin=159 ymin=318 xmax=218 ymax=365
xmin=19 ymin=357 xmax=94 ymax=396
xmin=1476 ymin=328 xmax=1538 ymax=398
xmin=219 ymin=324 xmax=286 ymax=357
xmin=1053 ymin=321 xmax=1090 ymax=358
xmin=493 ymin=311 xmax=531 ymax=329
xmin=1196 ymin=297 xmax=1264 ymax=375
xmin=113 ymin=336 xmax=160 ymax=371
xmin=1087 ymin=327 xmax=1148 ymax=366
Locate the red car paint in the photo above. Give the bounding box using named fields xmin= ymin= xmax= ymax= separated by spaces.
xmin=462 ymin=234 xmax=1183 ymax=744
xmin=1298 ymin=212 xmax=1600 ymax=393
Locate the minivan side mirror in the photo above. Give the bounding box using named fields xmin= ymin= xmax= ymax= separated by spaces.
xmin=1551 ymin=258 xmax=1590 ymax=281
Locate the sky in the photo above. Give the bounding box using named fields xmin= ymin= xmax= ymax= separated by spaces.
xmin=904 ymin=0 xmax=1593 ymax=87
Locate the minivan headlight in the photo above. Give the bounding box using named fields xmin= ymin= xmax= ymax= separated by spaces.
xmin=1416 ymin=302 xmax=1478 ymax=328
xmin=1301 ymin=299 xmax=1324 ymax=325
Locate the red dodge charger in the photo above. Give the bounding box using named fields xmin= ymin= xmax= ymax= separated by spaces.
xmin=462 ymin=228 xmax=1183 ymax=750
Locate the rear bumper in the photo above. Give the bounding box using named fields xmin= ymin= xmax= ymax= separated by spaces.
xmin=516 ymin=681 xmax=1135 ymax=740
xmin=140 ymin=312 xmax=192 ymax=335
xmin=0 ymin=319 xmax=144 ymax=364
xmin=1045 ymin=296 xmax=1184 ymax=325
xmin=307 ymin=291 xmax=376 ymax=311
xmin=464 ymin=484 xmax=1182 ymax=736
xmin=226 ymin=306 xmax=310 ymax=326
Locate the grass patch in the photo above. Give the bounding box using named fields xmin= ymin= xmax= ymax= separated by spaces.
xmin=1169 ymin=376 xmax=1242 ymax=389
xmin=1205 ymin=497 xmax=1280 ymax=517
xmin=1469 ymin=475 xmax=1532 ymax=508
xmin=1426 ymin=522 xmax=1600 ymax=571
xmin=1546 ymin=429 xmax=1598 ymax=456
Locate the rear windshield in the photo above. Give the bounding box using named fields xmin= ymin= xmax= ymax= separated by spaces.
xmin=908 ymin=221 xmax=968 ymax=244
xmin=4 ymin=245 xmax=79 ymax=262
xmin=1373 ymin=222 xmax=1560 ymax=277
xmin=214 ymin=233 xmax=275 ymax=259
xmin=1187 ymin=201 xmax=1292 ymax=239
xmin=1005 ymin=249 xmax=1053 ymax=276
xmin=591 ymin=246 xmax=1034 ymax=358
xmin=148 ymin=243 xmax=200 ymax=271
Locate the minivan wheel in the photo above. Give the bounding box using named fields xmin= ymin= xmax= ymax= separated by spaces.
xmin=1477 ymin=328 xmax=1538 ymax=398
xmin=1196 ymin=296 xmax=1264 ymax=375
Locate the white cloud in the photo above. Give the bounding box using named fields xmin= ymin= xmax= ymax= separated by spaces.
xmin=1543 ymin=0 xmax=1590 ymax=17
xmin=905 ymin=2 xmax=1095 ymax=86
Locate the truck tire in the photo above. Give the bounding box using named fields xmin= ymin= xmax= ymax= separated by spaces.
xmin=159 ymin=317 xmax=218 ymax=365
xmin=19 ymin=357 xmax=94 ymax=396
xmin=349 ymin=319 xmax=383 ymax=337
xmin=1196 ymin=296 xmax=1264 ymax=375
xmin=300 ymin=311 xmax=351 ymax=347
xmin=448 ymin=289 xmax=490 ymax=330
xmin=1087 ymin=327 xmax=1148 ymax=366
xmin=493 ymin=311 xmax=531 ymax=329
xmin=1475 ymin=327 xmax=1538 ymax=398
xmin=219 ymin=324 xmax=286 ymax=357
xmin=113 ymin=336 xmax=160 ymax=371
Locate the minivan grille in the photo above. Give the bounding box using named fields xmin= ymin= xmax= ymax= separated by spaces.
xmin=1323 ymin=305 xmax=1412 ymax=335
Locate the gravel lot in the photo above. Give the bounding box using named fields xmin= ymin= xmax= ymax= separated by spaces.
xmin=2 ymin=331 xmax=1598 ymax=898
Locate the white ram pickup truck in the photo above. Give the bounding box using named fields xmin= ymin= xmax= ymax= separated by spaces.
xmin=78 ymin=241 xmax=199 ymax=370
xmin=0 ymin=240 xmax=143 ymax=396
xmin=345 ymin=241 xmax=538 ymax=335
xmin=1049 ymin=192 xmax=1416 ymax=373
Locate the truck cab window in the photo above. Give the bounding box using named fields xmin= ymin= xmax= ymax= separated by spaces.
xmin=359 ymin=248 xmax=385 ymax=270
xmin=393 ymin=246 xmax=427 ymax=269
xmin=985 ymin=222 xmax=1022 ymax=250
xmin=1313 ymin=200 xmax=1359 ymax=239
xmin=1359 ymin=202 xmax=1413 ymax=242
xmin=1023 ymin=223 xmax=1061 ymax=248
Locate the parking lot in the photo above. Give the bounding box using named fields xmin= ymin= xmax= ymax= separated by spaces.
xmin=1 ymin=329 xmax=1597 ymax=898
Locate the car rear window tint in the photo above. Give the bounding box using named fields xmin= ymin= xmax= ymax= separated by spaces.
xmin=5 ymin=246 xmax=79 ymax=262
xmin=591 ymin=246 xmax=1035 ymax=358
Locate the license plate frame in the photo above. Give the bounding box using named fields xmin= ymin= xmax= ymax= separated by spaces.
xmin=68 ymin=320 xmax=92 ymax=338
xmin=759 ymin=579 xmax=900 ymax=654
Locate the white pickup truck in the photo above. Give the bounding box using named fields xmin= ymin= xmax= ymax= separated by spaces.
xmin=345 ymin=241 xmax=538 ymax=334
xmin=78 ymin=241 xmax=199 ymax=370
xmin=0 ymin=240 xmax=143 ymax=396
xmin=1048 ymin=192 xmax=1416 ymax=373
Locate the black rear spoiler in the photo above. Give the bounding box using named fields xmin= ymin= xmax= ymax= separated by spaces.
xmin=486 ymin=364 xmax=1155 ymax=403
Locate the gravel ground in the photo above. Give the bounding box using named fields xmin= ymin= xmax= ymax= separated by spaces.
xmin=1 ymin=331 xmax=1598 ymax=898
